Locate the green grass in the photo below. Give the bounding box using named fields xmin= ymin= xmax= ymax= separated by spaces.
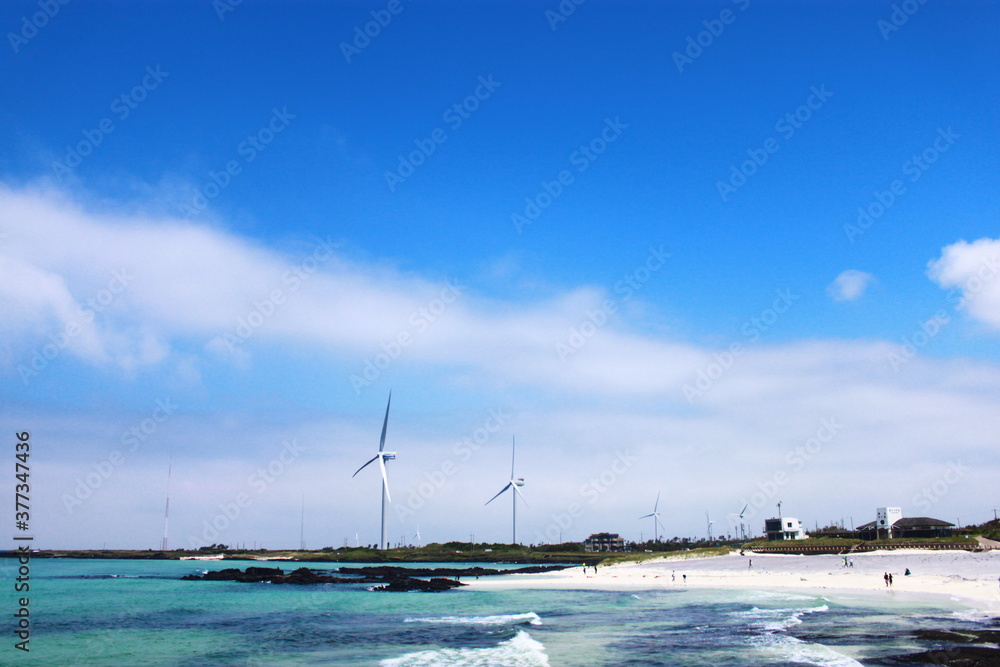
xmin=599 ymin=546 xmax=734 ymax=566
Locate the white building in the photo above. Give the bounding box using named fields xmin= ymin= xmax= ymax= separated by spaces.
xmin=764 ymin=516 xmax=808 ymax=541
xmin=876 ymin=507 xmax=902 ymax=538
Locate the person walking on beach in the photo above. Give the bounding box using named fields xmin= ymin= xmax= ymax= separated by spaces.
xmin=888 ymin=573 xmax=893 ymax=586
xmin=884 ymin=572 xmax=889 ymax=587
xmin=748 ymin=559 xmax=752 ymax=569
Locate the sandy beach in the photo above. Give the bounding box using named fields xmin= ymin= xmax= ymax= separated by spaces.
xmin=469 ymin=549 xmax=1000 ymax=616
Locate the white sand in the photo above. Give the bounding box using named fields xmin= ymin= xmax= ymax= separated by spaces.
xmin=468 ymin=549 xmax=1000 ymax=616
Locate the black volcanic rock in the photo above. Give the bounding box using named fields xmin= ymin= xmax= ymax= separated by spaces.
xmin=372 ymin=576 xmax=465 ymax=592
xmin=888 ymin=646 xmax=1000 ymax=666
xmin=182 ymin=566 xmax=467 ymax=591
xmin=337 ymin=564 xmax=567 ymax=578
xmin=182 ymin=567 xmax=285 ymax=582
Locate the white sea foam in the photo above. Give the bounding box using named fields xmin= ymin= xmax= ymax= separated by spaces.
xmin=732 ymin=604 xmax=830 ymax=631
xmin=381 ymin=629 xmax=550 ymax=667
xmin=949 ymin=608 xmax=999 ymax=623
xmin=737 ymin=603 xmax=864 ymax=666
xmin=404 ymin=612 xmax=542 ymax=626
xmin=754 ymin=633 xmax=865 ymax=667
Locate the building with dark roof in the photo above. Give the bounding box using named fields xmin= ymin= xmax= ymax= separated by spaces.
xmin=857 ymin=515 xmax=954 ymax=540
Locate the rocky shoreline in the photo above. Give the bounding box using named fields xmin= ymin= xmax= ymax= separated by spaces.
xmin=865 ymin=626 xmax=1000 ymax=665
xmin=181 ymin=564 xmax=568 ymax=592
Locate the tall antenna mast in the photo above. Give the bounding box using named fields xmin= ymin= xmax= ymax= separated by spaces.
xmin=161 ymin=455 xmax=172 ymax=551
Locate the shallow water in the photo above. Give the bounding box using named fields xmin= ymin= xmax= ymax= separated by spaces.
xmin=2 ymin=559 xmax=989 ymax=666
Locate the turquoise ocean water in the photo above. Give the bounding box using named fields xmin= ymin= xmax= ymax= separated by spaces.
xmin=1 ymin=558 xmax=992 ymax=666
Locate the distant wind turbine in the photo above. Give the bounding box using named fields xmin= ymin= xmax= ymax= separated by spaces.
xmin=638 ymin=492 xmax=665 ymax=542
xmin=161 ymin=455 xmax=171 ymax=551
xmin=352 ymin=392 xmax=395 ymax=550
xmin=706 ymin=512 xmax=715 ymax=541
xmin=485 ymin=436 xmax=527 ymax=544
xmin=728 ymin=503 xmax=749 ymax=541
xmin=414 ymin=526 xmax=422 ymax=548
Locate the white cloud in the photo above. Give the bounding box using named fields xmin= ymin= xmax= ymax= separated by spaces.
xmin=928 ymin=238 xmax=1000 ymax=330
xmin=0 ymin=184 xmax=702 ymax=395
xmin=3 ymin=185 xmax=1000 ymax=548
xmin=827 ymin=269 xmax=874 ymax=302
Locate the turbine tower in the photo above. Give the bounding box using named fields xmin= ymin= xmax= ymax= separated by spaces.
xmin=638 ymin=492 xmax=665 ymax=542
xmin=352 ymin=392 xmax=395 ymax=550
xmin=485 ymin=436 xmax=527 ymax=544
xmin=161 ymin=454 xmax=171 ymax=551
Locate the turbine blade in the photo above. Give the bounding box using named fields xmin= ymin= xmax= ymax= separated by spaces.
xmin=352 ymin=455 xmax=379 ymax=478
xmin=379 ymin=455 xmax=391 ymax=503
xmin=638 ymin=513 xmax=654 ymax=520
xmin=653 ymin=491 xmax=660 ymax=512
xmin=485 ymin=483 xmax=512 ymax=506
xmin=512 ymin=482 xmax=529 ymax=507
xmin=510 ymin=435 xmax=516 ymax=478
xmin=740 ymin=503 xmax=748 ymax=517
xmin=378 ymin=391 xmax=392 ymax=452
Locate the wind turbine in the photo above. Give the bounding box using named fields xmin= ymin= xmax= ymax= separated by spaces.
xmin=485 ymin=436 xmax=527 ymax=544
xmin=706 ymin=512 xmax=715 ymax=541
xmin=728 ymin=503 xmax=749 ymax=541
xmin=638 ymin=492 xmax=665 ymax=542
xmin=414 ymin=526 xmax=422 ymax=548
xmin=352 ymin=392 xmax=395 ymax=550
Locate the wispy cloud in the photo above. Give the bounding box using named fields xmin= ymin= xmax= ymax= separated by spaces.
xmin=827 ymin=269 xmax=874 ymax=302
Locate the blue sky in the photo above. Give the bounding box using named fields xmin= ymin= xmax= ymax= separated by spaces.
xmin=2 ymin=0 xmax=999 ymax=550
